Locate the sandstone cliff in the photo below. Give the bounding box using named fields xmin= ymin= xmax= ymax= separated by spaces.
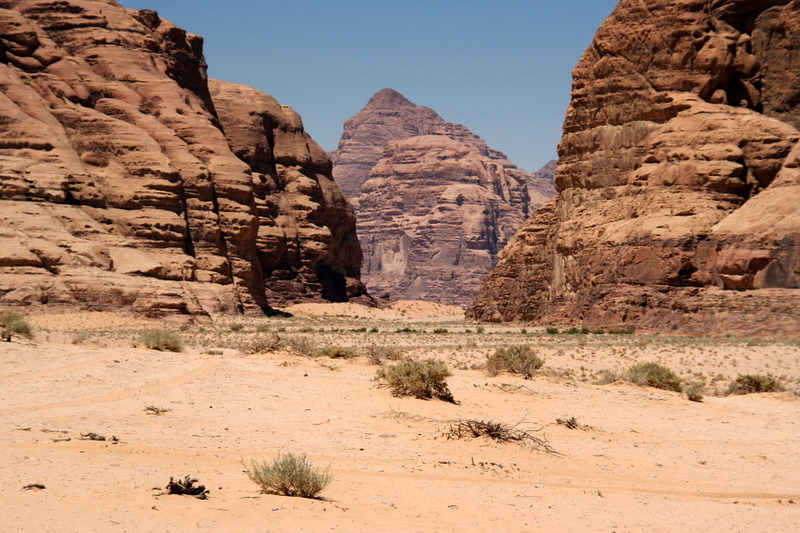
xmin=469 ymin=0 xmax=800 ymax=336
xmin=334 ymin=89 xmax=554 ymax=305
xmin=0 ymin=0 xmax=368 ymax=316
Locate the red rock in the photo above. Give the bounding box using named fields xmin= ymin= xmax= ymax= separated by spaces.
xmin=333 ymin=89 xmax=554 ymax=305
xmin=468 ymin=0 xmax=800 ymax=336
xmin=0 ymin=0 xmax=369 ymax=316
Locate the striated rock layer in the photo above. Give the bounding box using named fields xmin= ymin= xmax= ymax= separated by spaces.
xmin=0 ymin=0 xmax=369 ymax=317
xmin=334 ymin=89 xmax=555 ymax=305
xmin=469 ymin=0 xmax=800 ymax=336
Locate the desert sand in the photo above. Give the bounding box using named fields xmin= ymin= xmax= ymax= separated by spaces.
xmin=1 ymin=302 xmax=799 ymax=532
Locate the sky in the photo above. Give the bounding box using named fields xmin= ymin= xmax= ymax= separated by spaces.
xmin=122 ymin=0 xmax=619 ymax=172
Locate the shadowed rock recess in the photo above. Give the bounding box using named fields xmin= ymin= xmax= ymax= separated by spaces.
xmin=332 ymin=89 xmax=556 ymax=305
xmin=468 ymin=0 xmax=800 ymax=336
xmin=0 ymin=0 xmax=370 ymax=316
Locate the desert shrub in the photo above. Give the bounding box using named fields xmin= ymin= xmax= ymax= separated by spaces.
xmin=545 ymin=327 xmax=559 ymax=334
xmin=486 ymin=346 xmax=544 ymax=379
xmin=375 ymin=358 xmax=455 ymax=403
xmin=726 ymin=374 xmax=784 ymax=395
xmin=229 ymin=323 xmax=244 ymax=332
xmin=683 ymin=382 xmax=705 ymax=402
xmin=239 ymin=334 xmax=283 ymax=354
xmin=590 ymin=328 xmax=606 ymax=335
xmin=442 ymin=420 xmax=556 ymax=452
xmin=365 ymin=343 xmax=404 ymax=365
xmin=0 ymin=310 xmax=31 ymax=336
xmin=433 ymin=328 xmax=448 ymax=334
xmin=608 ymin=326 xmax=636 ymax=335
xmin=245 ymin=453 xmax=331 ymax=498
xmin=595 ymin=370 xmax=621 ymax=385
xmin=564 ymin=327 xmax=589 ymax=335
xmin=395 ymin=327 xmax=418 ymax=333
xmin=162 ymin=475 xmax=209 ymax=499
xmin=139 ymin=329 xmax=182 ymax=352
xmin=625 ymin=362 xmax=682 ymax=392
xmin=284 ymin=336 xmax=318 ymax=357
xmin=317 ymin=345 xmax=359 ymax=359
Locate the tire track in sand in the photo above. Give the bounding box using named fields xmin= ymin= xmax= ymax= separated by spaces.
xmin=0 ymin=356 xmax=221 ymax=416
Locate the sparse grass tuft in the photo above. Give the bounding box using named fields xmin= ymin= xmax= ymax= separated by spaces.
xmin=244 ymin=453 xmax=332 ymax=499
xmin=139 ymin=329 xmax=182 ymax=352
xmin=726 ymin=374 xmax=784 ymax=395
xmin=486 ymin=345 xmax=544 ymax=379
xmin=0 ymin=310 xmax=32 ymax=336
xmin=375 ymin=358 xmax=456 ymax=403
xmin=626 ymin=362 xmax=682 ymax=392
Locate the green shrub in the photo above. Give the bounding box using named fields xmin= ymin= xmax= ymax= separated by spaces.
xmin=433 ymin=328 xmax=448 ymax=334
xmin=486 ymin=346 xmax=544 ymax=379
xmin=245 ymin=453 xmax=332 ymax=499
xmin=317 ymin=345 xmax=359 ymax=359
xmin=0 ymin=310 xmax=31 ymax=336
xmin=545 ymin=327 xmax=559 ymax=335
xmin=726 ymin=374 xmax=784 ymax=395
xmin=375 ymin=359 xmax=455 ymax=403
xmin=229 ymin=323 xmax=244 ymax=332
xmin=625 ymin=362 xmax=681 ymax=392
xmin=139 ymin=329 xmax=182 ymax=352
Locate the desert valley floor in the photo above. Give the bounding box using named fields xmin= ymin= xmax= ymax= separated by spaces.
xmin=1 ymin=301 xmax=799 ymax=532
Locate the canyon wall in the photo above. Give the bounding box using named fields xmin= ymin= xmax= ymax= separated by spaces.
xmin=332 ymin=89 xmax=555 ymax=305
xmin=0 ymin=0 xmax=369 ymax=317
xmin=468 ymin=0 xmax=800 ymax=336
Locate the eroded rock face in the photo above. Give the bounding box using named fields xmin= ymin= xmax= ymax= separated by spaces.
xmin=469 ymin=0 xmax=800 ymax=336
xmin=0 ymin=0 xmax=368 ymax=316
xmin=334 ymin=89 xmax=554 ymax=305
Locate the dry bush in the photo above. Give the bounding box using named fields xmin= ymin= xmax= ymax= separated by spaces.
xmin=0 ymin=310 xmax=31 ymax=336
xmin=139 ymin=329 xmax=182 ymax=352
xmin=239 ymin=334 xmax=283 ymax=354
xmin=683 ymin=382 xmax=705 ymax=402
xmin=442 ymin=419 xmax=556 ymax=453
xmin=161 ymin=475 xmax=209 ymax=499
xmin=317 ymin=345 xmax=359 ymax=359
xmin=486 ymin=346 xmax=544 ymax=379
xmin=375 ymin=358 xmax=456 ymax=403
xmin=284 ymin=336 xmax=318 ymax=357
xmin=726 ymin=374 xmax=784 ymax=395
xmin=365 ymin=343 xmax=404 ymax=365
xmin=245 ymin=453 xmax=331 ymax=499
xmin=625 ymin=362 xmax=682 ymax=392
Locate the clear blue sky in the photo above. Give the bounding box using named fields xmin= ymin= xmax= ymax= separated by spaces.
xmin=122 ymin=0 xmax=618 ymax=172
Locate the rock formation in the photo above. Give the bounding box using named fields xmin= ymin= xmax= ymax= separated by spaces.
xmin=333 ymin=89 xmax=554 ymax=305
xmin=0 ymin=0 xmax=369 ymax=317
xmin=468 ymin=0 xmax=800 ymax=336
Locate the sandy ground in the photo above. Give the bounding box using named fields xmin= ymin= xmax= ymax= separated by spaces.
xmin=1 ymin=302 xmax=799 ymax=532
